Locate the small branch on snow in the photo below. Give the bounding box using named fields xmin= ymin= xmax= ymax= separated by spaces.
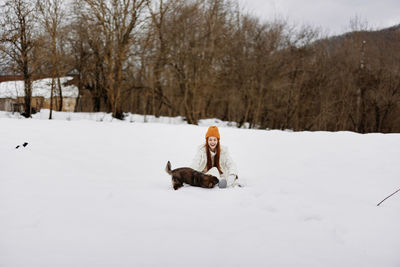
xmin=377 ymin=188 xmax=400 ymax=206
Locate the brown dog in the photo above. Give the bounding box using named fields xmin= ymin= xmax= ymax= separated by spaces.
xmin=165 ymin=161 xmax=219 ymax=190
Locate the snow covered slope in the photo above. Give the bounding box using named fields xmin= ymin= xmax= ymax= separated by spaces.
xmin=0 ymin=113 xmax=399 ymax=267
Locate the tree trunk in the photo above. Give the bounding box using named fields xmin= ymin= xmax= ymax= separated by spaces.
xmin=57 ymin=76 xmax=63 ymax=112
xmin=49 ymin=77 xmax=55 ymax=119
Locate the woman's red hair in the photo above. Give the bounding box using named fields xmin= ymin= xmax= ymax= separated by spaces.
xmin=205 ymin=138 xmax=223 ymax=174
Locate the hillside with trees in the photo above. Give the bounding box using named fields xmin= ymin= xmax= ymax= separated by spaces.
xmin=1 ymin=0 xmax=399 ymax=132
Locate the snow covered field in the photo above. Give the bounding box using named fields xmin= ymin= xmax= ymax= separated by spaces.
xmin=1 ymin=111 xmax=399 ymax=267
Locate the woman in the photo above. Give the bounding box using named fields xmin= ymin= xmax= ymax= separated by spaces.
xmin=191 ymin=126 xmax=239 ymax=188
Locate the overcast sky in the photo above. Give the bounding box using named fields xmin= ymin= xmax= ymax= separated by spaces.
xmin=238 ymin=0 xmax=400 ymax=35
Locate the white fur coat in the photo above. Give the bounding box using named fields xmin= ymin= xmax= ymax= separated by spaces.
xmin=190 ymin=144 xmax=238 ymax=181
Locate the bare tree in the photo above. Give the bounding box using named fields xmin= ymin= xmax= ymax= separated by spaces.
xmin=0 ymin=0 xmax=38 ymax=117
xmin=145 ymin=0 xmax=172 ymax=117
xmin=37 ymin=0 xmax=65 ymax=118
xmin=79 ymin=0 xmax=147 ymax=119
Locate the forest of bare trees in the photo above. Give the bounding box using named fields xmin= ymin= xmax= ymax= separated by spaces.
xmin=1 ymin=0 xmax=399 ymax=132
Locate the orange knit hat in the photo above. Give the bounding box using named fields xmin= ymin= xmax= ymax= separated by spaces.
xmin=205 ymin=126 xmax=220 ymax=140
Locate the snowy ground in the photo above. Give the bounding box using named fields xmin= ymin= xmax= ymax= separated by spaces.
xmin=1 ymin=110 xmax=399 ymax=267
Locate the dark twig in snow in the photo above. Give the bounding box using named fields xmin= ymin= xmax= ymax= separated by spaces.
xmin=377 ymin=188 xmax=400 ymax=206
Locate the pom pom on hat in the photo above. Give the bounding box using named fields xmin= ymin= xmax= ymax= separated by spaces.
xmin=205 ymin=126 xmax=220 ymax=139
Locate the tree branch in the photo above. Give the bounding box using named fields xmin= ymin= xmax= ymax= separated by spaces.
xmin=377 ymin=188 xmax=400 ymax=206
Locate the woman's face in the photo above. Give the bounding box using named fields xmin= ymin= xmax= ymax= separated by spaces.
xmin=207 ymin=136 xmax=218 ymax=152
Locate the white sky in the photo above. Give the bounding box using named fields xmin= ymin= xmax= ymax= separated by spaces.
xmin=238 ymin=0 xmax=400 ymax=35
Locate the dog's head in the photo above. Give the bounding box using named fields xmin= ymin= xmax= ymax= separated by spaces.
xmin=172 ymin=176 xmax=183 ymax=190
xmin=202 ymin=174 xmax=219 ymax=188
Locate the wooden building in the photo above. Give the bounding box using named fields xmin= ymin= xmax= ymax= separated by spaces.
xmin=0 ymin=77 xmax=78 ymax=113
